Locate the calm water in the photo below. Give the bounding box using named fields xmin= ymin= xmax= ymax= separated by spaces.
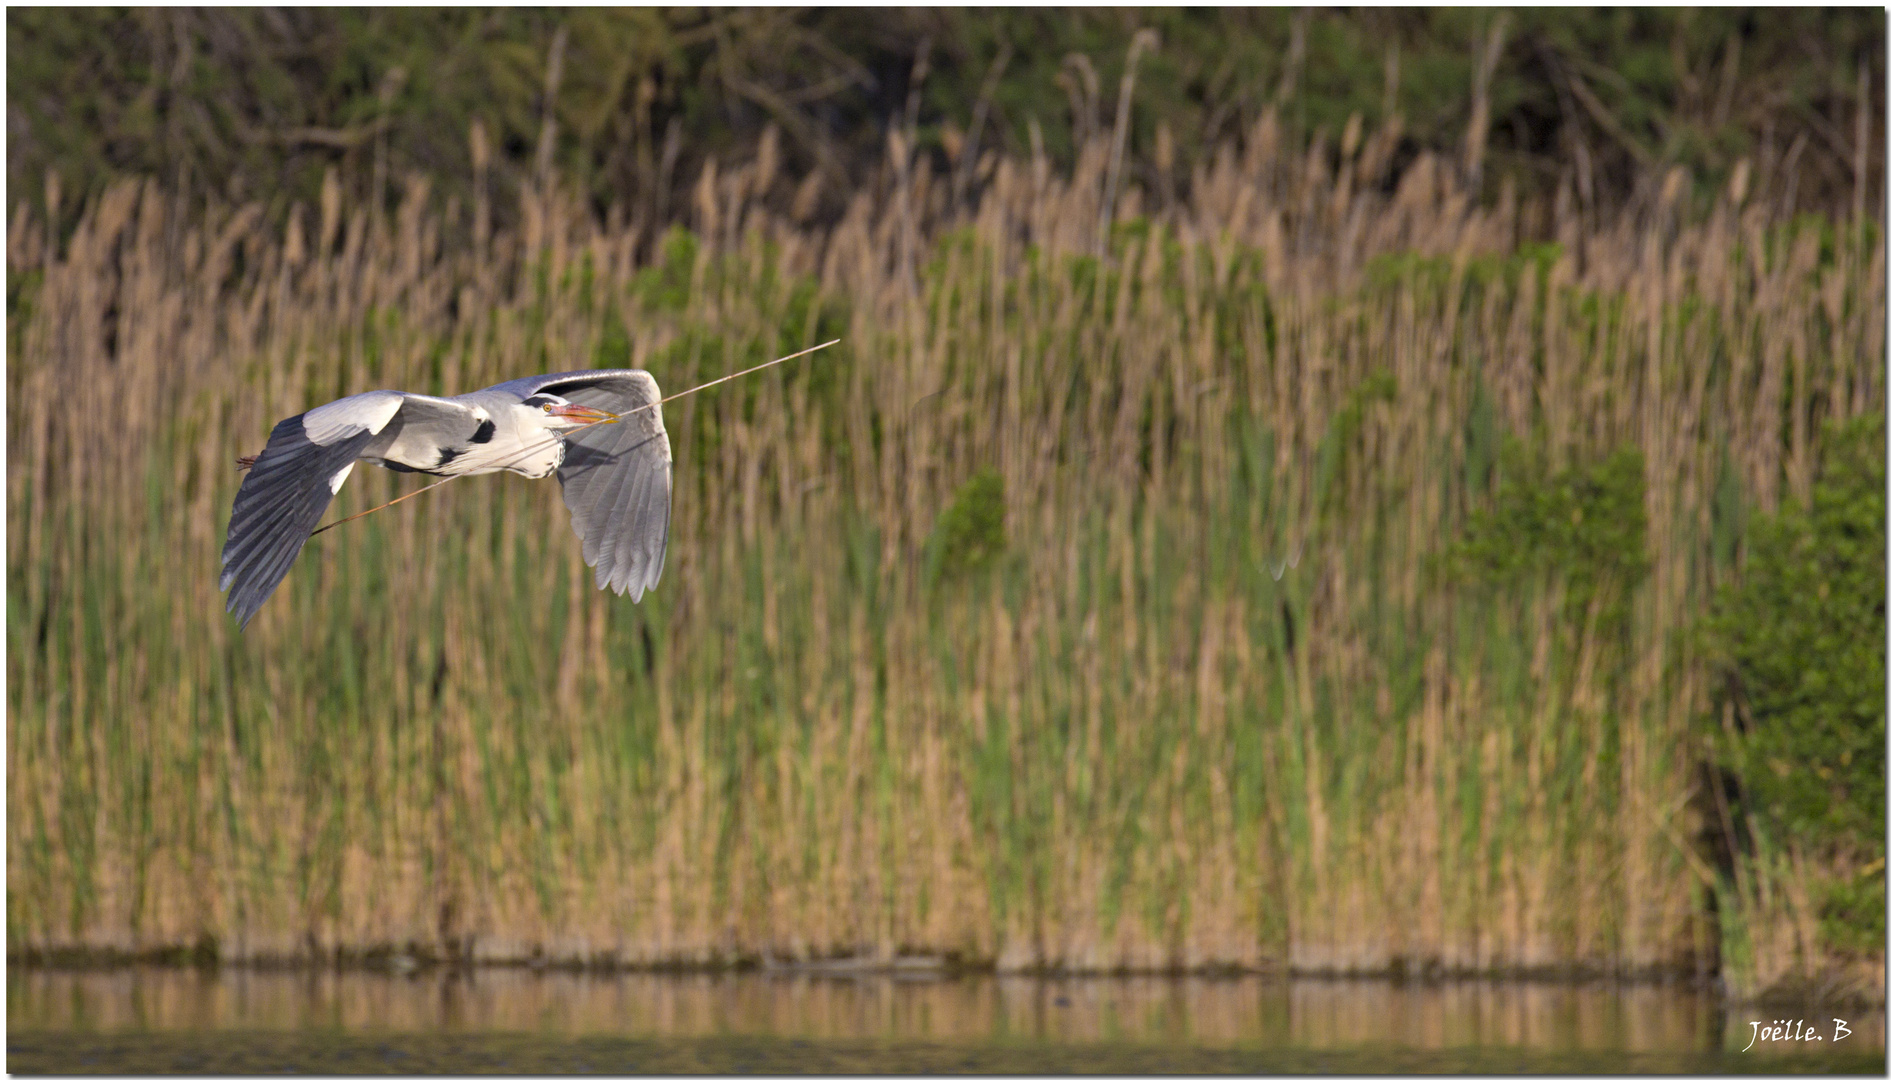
xmin=8 ymin=967 xmax=1884 ymax=1074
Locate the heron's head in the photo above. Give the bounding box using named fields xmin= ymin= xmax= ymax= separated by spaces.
xmin=522 ymin=393 xmax=614 ymax=430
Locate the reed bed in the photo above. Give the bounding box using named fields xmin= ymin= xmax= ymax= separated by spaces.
xmin=7 ymin=113 xmax=1882 ymax=995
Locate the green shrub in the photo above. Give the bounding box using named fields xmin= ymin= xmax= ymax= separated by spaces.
xmin=1444 ymin=443 xmax=1650 ymax=631
xmin=1707 ymin=414 xmax=1885 ymax=845
xmin=926 ymin=469 xmax=1007 ymax=586
xmin=1705 ymin=413 xmax=1886 ymax=950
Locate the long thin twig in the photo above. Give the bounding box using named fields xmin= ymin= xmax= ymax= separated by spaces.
xmin=311 ymin=476 xmax=459 ymax=536
xmin=304 ymin=338 xmax=840 ymax=538
xmin=597 ymin=338 xmax=839 ymax=424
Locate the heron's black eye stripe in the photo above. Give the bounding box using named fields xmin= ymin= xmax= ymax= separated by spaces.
xmin=521 ymin=395 xmax=555 ymax=407
xmin=471 ymin=419 xmax=496 ymax=444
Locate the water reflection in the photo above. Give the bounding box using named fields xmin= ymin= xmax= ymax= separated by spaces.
xmin=9 ymin=968 xmax=1884 ymax=1071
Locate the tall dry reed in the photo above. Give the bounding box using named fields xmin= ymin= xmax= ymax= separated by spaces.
xmin=7 ymin=112 xmax=1882 ymax=995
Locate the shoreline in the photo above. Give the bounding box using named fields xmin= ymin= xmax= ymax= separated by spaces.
xmin=18 ymin=945 xmax=1876 ymax=1007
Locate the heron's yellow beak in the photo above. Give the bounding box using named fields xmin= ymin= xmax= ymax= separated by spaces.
xmin=548 ymin=403 xmax=615 ymax=425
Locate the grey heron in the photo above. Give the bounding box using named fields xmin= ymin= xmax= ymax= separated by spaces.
xmin=221 ymin=368 xmax=671 ymax=628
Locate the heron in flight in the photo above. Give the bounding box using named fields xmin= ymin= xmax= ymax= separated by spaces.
xmin=221 ymin=369 xmax=671 ymax=628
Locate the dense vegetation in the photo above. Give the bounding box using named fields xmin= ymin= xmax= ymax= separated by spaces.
xmin=5 ymin=10 xmax=1884 ymax=1003
xmin=1704 ymin=414 xmax=1886 ymax=961
xmin=9 ymin=8 xmax=1883 ymax=230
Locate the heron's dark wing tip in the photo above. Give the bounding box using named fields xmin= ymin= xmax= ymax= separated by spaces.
xmin=219 ymin=413 xmax=379 ymax=628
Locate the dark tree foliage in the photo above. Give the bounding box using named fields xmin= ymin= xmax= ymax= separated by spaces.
xmin=8 ymin=8 xmax=1883 ymax=232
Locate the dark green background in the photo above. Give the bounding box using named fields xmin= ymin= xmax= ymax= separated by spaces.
xmin=9 ymin=9 xmax=1883 ymax=232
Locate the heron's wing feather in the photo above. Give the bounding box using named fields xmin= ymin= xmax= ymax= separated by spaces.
xmin=220 ymin=391 xmax=404 ymax=628
xmin=519 ymin=371 xmax=672 ymax=600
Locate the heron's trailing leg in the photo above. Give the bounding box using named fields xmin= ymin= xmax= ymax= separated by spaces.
xmin=237 ymin=454 xmax=258 ymax=471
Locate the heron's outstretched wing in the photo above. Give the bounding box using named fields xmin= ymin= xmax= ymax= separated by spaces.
xmin=220 ymin=391 xmax=405 ymax=628
xmin=502 ymin=369 xmax=672 ymax=600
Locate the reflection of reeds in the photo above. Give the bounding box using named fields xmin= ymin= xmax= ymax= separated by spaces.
xmin=6 ymin=114 xmax=1882 ymax=993
xmin=14 ymin=968 xmax=1788 ymax=1054
xmin=19 ymin=964 xmax=1885 ymax=1058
